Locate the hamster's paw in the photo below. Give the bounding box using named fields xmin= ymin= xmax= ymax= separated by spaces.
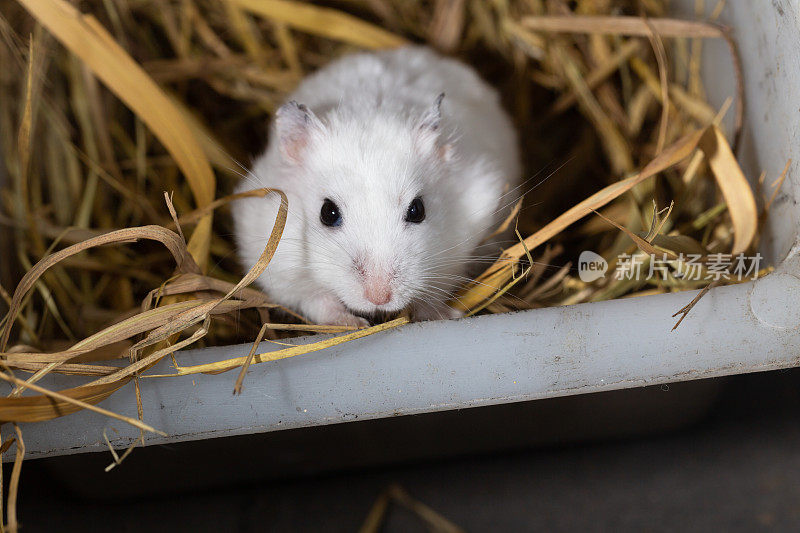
xmin=328 ymin=310 xmax=370 ymax=328
xmin=302 ymin=295 xmax=369 ymax=328
xmin=412 ymin=301 xmax=464 ymax=322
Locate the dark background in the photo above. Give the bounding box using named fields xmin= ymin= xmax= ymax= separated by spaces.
xmin=7 ymin=367 xmax=800 ymax=532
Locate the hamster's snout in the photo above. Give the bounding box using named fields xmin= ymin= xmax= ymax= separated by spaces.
xmin=354 ymin=259 xmax=395 ymax=307
xmin=363 ymin=278 xmax=392 ymax=306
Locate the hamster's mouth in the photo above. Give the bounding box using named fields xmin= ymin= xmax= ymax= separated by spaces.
xmin=344 ymin=304 xmax=404 ymax=326
xmin=332 ymin=291 xmax=407 ymax=325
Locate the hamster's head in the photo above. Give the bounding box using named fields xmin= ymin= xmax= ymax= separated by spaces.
xmin=274 ymin=96 xmax=483 ymax=319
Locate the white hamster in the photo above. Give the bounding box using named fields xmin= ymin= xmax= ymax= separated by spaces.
xmin=233 ymin=46 xmax=520 ymax=326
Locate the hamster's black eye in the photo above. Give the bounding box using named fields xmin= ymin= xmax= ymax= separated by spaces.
xmin=320 ymin=198 xmax=342 ymax=227
xmin=405 ymin=197 xmax=425 ymax=224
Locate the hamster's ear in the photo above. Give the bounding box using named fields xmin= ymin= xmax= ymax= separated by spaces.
xmin=275 ymin=101 xmax=320 ymax=164
xmin=415 ymin=93 xmax=452 ymax=161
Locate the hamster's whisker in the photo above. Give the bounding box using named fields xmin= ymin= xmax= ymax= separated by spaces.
xmin=423 ymin=158 xmax=572 ymax=265
xmin=417 ymin=274 xmax=530 ymax=306
xmin=235 ymin=197 xmax=361 ymax=266
xmin=492 ymin=157 xmax=572 ymax=216
xmin=418 ymin=272 xmax=525 ymax=295
xmin=233 ymin=235 xmax=344 ymax=264
xmin=422 ymin=257 xmax=564 ymax=270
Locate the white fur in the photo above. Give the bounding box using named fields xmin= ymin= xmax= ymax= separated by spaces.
xmin=233 ymin=46 xmax=520 ymax=326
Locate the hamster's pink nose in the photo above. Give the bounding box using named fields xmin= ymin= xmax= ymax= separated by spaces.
xmin=363 ymin=280 xmax=392 ymax=306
